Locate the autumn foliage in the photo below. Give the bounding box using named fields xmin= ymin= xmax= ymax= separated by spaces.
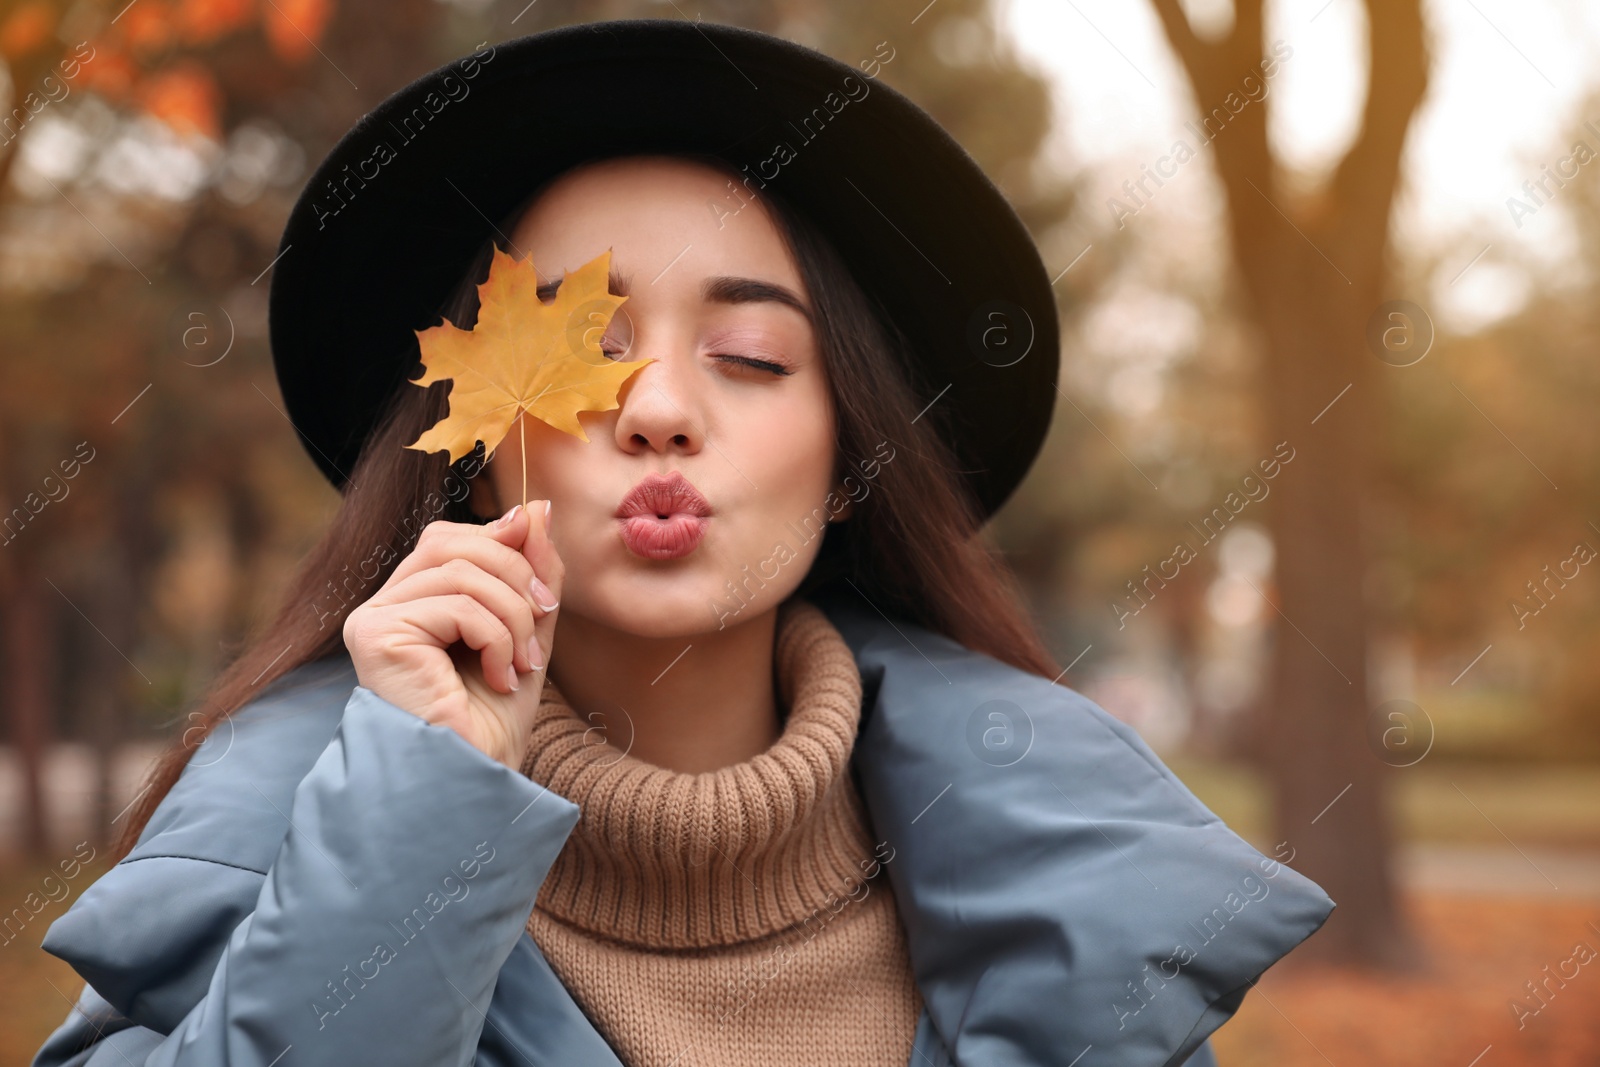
xmin=0 ymin=0 xmax=332 ymax=141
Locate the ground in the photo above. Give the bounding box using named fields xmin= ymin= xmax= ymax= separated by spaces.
xmin=1212 ymin=892 xmax=1600 ymax=1066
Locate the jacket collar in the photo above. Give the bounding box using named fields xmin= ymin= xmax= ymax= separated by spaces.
xmin=815 ymin=589 xmax=1331 ymax=1064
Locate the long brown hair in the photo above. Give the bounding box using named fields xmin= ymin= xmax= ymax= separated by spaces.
xmin=112 ymin=153 xmax=1060 ymax=863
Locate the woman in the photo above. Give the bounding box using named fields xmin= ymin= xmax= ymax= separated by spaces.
xmin=32 ymin=20 xmax=1332 ymax=1067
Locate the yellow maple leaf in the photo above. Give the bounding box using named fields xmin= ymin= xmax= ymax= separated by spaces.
xmin=404 ymin=246 xmax=651 ymax=469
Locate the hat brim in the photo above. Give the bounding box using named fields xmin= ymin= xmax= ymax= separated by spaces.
xmin=267 ymin=18 xmax=1059 ymax=521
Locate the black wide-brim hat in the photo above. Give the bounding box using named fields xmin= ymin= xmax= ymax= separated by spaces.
xmin=268 ymin=18 xmax=1059 ymax=521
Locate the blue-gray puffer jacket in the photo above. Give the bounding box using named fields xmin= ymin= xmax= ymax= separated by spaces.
xmin=33 ymin=593 xmax=1332 ymax=1065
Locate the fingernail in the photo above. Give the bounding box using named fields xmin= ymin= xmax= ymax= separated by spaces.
xmin=505 ymin=663 xmax=520 ymax=691
xmin=527 ymin=635 xmax=546 ymax=669
xmin=543 ymin=499 xmax=553 ymax=534
xmin=531 ymin=577 xmax=559 ymax=612
xmin=496 ymin=502 xmax=523 ymax=528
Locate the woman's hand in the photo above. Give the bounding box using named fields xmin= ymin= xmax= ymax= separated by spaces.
xmin=343 ymin=502 xmax=563 ymax=771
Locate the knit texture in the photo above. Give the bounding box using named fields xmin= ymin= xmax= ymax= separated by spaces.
xmin=519 ymin=597 xmax=922 ymax=1066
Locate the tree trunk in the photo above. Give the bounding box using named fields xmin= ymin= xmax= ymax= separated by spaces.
xmin=1150 ymin=0 xmax=1430 ymax=965
xmin=6 ymin=569 xmax=55 ymax=858
xmin=1251 ymin=237 xmax=1410 ymax=965
xmin=86 ymin=542 xmax=136 ymax=848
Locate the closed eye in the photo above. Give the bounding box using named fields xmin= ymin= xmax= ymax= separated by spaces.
xmin=597 ymin=342 xmax=793 ymax=377
xmin=714 ymin=354 xmax=792 ymax=376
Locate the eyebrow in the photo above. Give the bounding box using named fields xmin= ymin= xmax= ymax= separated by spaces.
xmin=700 ymin=275 xmax=812 ymax=322
xmin=535 ymin=269 xmax=812 ymax=322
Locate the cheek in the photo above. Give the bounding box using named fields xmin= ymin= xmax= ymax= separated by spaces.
xmin=491 ymin=426 xmax=599 ymax=543
xmin=732 ymin=405 xmax=837 ymax=551
xmin=522 ymin=438 xmax=598 ymax=517
xmin=737 ymin=394 xmax=835 ymax=489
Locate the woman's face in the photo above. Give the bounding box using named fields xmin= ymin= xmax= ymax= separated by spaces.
xmin=470 ymin=155 xmax=847 ymax=639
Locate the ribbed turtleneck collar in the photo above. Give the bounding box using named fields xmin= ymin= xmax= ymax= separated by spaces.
xmin=518 ymin=597 xmax=878 ymax=951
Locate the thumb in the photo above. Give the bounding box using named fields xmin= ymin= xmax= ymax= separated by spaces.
xmin=482 ymin=500 xmax=533 ymax=551
xmin=522 ymin=498 xmax=563 ymax=609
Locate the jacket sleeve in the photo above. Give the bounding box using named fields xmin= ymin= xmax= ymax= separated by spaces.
xmin=33 ymin=680 xmax=581 ymax=1067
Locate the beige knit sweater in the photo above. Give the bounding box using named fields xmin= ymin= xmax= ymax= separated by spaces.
xmin=517 ymin=597 xmax=923 ymax=1066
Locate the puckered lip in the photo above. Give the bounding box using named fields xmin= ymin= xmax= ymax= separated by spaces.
xmin=614 ymin=471 xmax=713 ymax=519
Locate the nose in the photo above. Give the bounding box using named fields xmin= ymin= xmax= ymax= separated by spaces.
xmin=611 ymin=346 xmax=705 ymax=457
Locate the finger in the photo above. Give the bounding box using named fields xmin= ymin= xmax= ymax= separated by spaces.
xmin=382 ymin=517 xmax=543 ymax=614
xmin=382 ymin=519 xmax=488 ymax=589
xmin=484 ymin=503 xmax=560 ymax=611
xmin=382 ymin=559 xmax=542 ymax=673
xmin=520 ymin=499 xmax=565 ymax=611
xmin=383 ymin=593 xmax=521 ymax=694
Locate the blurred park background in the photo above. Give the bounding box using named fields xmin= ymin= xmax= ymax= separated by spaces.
xmin=2 ymin=0 xmax=1598 ymax=1061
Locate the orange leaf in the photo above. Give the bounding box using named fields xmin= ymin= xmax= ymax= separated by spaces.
xmin=262 ymin=0 xmax=330 ymax=64
xmin=120 ymin=0 xmax=175 ymax=54
xmin=0 ymin=1 xmax=56 ymax=60
xmin=137 ymin=62 xmax=221 ymax=140
xmin=405 ymin=247 xmax=653 ymax=465
xmin=178 ymin=0 xmax=254 ymax=45
xmin=79 ymin=43 xmax=136 ymax=100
